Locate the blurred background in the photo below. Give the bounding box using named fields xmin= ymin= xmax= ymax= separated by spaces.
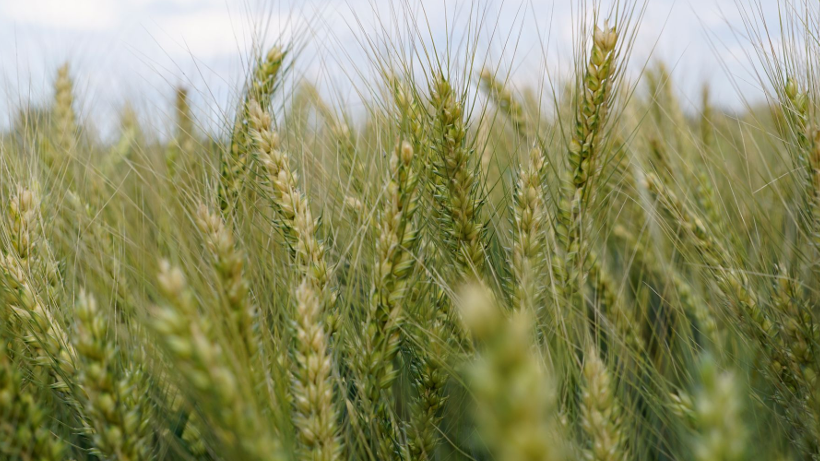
xmin=0 ymin=0 xmax=779 ymax=137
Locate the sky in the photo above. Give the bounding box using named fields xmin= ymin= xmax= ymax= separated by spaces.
xmin=0 ymin=0 xmax=781 ymax=138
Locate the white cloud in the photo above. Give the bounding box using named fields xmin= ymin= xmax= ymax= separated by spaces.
xmin=152 ymin=10 xmax=253 ymax=58
xmin=2 ymin=0 xmax=120 ymax=31
xmin=128 ymin=0 xmax=214 ymax=7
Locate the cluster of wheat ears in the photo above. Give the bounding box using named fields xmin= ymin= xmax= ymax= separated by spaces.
xmin=5 ymin=0 xmax=820 ymax=460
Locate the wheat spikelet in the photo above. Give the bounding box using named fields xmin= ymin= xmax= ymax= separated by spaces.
xmin=166 ymin=87 xmax=196 ymax=179
xmin=643 ymin=173 xmax=770 ymax=338
xmin=304 ymin=82 xmax=366 ymax=200
xmin=553 ymin=22 xmax=620 ymax=307
xmin=641 ymin=173 xmax=816 ymax=445
xmin=248 ymin=92 xmax=343 ymax=457
xmin=700 ymin=86 xmax=715 ymax=150
xmin=581 ymin=348 xmax=627 ymax=461
xmin=479 ymin=68 xmax=531 ymax=138
xmin=220 ymin=46 xmax=286 ymax=211
xmin=773 ymin=266 xmax=817 ymax=374
xmin=461 ymin=282 xmax=567 ymax=461
xmin=248 ymin=100 xmax=331 ymax=288
xmin=429 ymin=73 xmax=486 ymax=277
xmin=0 ymin=342 xmax=66 ymax=460
xmin=6 ymin=186 xmax=39 ymax=269
xmin=1 ymin=186 xmax=75 ymax=379
xmin=783 ymin=77 xmax=810 ymax=153
xmin=390 ymin=76 xmax=427 ymax=148
xmin=53 ymin=63 xmax=77 ymax=155
xmin=386 ymin=79 xmax=455 ymax=459
xmin=405 ymin=302 xmax=450 ymax=461
xmin=612 ymin=224 xmax=719 ymax=346
xmin=804 ymin=128 xmax=820 ymax=255
xmin=196 ymin=204 xmax=257 ymax=359
xmin=73 ymin=290 xmax=152 ymax=460
xmin=692 ymin=356 xmax=746 ymax=461
xmin=356 ymin=140 xmax=420 ymax=458
xmin=587 ymin=252 xmax=643 ymax=352
xmin=368 ymin=140 xmax=419 ymax=385
xmin=512 ymin=147 xmax=550 ymax=313
xmin=567 ymin=23 xmax=618 ymax=194
xmin=64 ymin=190 xmax=133 ymax=314
xmin=152 ymin=260 xmax=281 ymax=461
xmin=248 ymin=96 xmax=343 ymax=459
xmin=402 ymin=74 xmax=486 ymax=458
xmin=291 ymin=279 xmax=341 ymax=461
xmin=780 ymin=79 xmax=820 ymax=260
xmin=771 ymin=265 xmax=820 ymax=451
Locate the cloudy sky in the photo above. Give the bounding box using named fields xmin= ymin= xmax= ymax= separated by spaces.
xmin=0 ymin=0 xmax=779 ymax=137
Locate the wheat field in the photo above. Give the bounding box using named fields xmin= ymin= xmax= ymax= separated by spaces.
xmin=2 ymin=1 xmax=820 ymax=460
